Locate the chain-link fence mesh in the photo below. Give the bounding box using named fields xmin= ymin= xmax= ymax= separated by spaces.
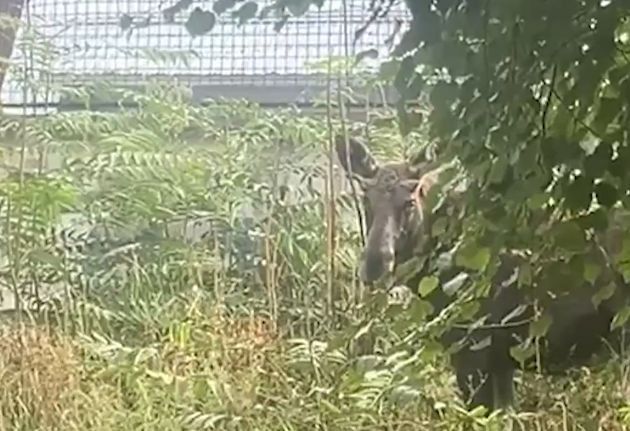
xmin=1 ymin=0 xmax=409 ymax=113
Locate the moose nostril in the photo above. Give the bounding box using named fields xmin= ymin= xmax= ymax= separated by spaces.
xmin=360 ymin=261 xmax=383 ymax=283
xmin=360 ymin=252 xmax=394 ymax=283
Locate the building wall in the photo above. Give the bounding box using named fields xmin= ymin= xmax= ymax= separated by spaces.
xmin=1 ymin=0 xmax=409 ymax=113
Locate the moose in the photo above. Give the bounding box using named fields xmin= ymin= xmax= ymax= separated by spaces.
xmin=335 ymin=135 xmax=629 ymax=411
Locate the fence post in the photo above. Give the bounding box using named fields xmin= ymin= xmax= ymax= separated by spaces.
xmin=0 ymin=0 xmax=25 ymax=105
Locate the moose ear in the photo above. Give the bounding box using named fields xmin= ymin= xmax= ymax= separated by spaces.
xmin=416 ymin=168 xmax=441 ymax=199
xmin=408 ymin=157 xmax=442 ymax=180
xmin=335 ymin=135 xmax=379 ymax=179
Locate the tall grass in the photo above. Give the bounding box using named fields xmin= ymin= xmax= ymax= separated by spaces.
xmin=0 ymin=81 xmax=629 ymax=430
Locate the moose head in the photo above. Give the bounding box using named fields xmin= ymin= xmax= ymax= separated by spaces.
xmin=335 ymin=135 xmax=441 ymax=283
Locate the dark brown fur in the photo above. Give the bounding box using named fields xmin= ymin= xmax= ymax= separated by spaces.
xmin=336 ymin=136 xmax=629 ymax=411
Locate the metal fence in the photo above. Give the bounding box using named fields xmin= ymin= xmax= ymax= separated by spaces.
xmin=1 ymin=0 xmax=410 ymax=113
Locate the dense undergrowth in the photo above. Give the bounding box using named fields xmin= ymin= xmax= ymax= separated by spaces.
xmin=0 ymin=83 xmax=629 ymax=430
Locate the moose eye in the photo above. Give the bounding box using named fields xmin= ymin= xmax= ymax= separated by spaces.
xmin=401 ymin=180 xmax=419 ymax=192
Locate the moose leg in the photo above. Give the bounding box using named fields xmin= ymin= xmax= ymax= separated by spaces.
xmin=455 ymin=366 xmax=494 ymax=410
xmin=452 ymin=345 xmax=496 ymax=410
xmin=490 ymin=366 xmax=515 ymax=409
xmin=452 ymin=333 xmax=517 ymax=411
xmin=489 ymin=331 xmax=517 ymax=409
xmin=454 ymin=360 xmax=516 ymax=410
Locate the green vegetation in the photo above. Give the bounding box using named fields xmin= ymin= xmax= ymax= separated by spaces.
xmin=2 ymin=0 xmax=630 ymax=429
xmin=0 ymin=81 xmax=627 ymax=430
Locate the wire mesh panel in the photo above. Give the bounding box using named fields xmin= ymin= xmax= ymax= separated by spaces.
xmin=1 ymin=0 xmax=409 ymax=112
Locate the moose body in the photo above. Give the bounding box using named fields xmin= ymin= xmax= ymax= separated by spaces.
xmin=336 ymin=136 xmax=628 ymax=411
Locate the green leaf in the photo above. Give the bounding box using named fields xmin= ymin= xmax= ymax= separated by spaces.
xmin=436 ymin=250 xmax=454 ymax=271
xmin=404 ymin=298 xmax=434 ymax=324
xmin=418 ymin=276 xmax=439 ymax=297
xmin=469 ymin=335 xmax=491 ymax=351
xmin=592 ymin=97 xmax=622 ymax=135
xmin=594 ymin=181 xmax=618 ymax=208
xmin=273 ymin=14 xmax=290 ymax=32
xmin=514 ymin=141 xmax=540 ymax=176
xmin=455 ymin=243 xmax=491 ymax=272
xmin=577 ymin=207 xmax=609 ymax=232
xmin=553 ymin=221 xmax=586 ymax=253
xmin=286 ymin=0 xmax=311 ymax=16
xmin=487 ymin=155 xmax=508 ymax=185
xmin=185 ymin=7 xmax=216 ymax=36
xmin=517 ymin=262 xmax=533 ymax=288
xmin=442 ymin=272 xmax=469 ymax=296
xmin=163 ymin=0 xmax=194 ymax=22
xmin=459 ymin=300 xmax=480 ymax=321
xmin=419 ymin=339 xmax=444 ymax=362
xmin=529 ymin=312 xmax=553 ymax=338
xmin=609 ymin=64 xmax=630 ymax=87
xmin=583 ymin=261 xmax=602 ymax=285
xmin=610 ymin=148 xmax=630 ymax=179
xmin=393 ymin=256 xmax=425 ymax=283
xmin=213 ymin=0 xmax=236 ymax=15
xmin=542 ymin=137 xmax=581 ymax=169
xmin=584 ymin=143 xmax=613 ymax=178
xmin=501 ymin=304 xmax=529 ymax=325
xmin=510 ymin=341 xmax=536 ymax=366
xmin=618 ymin=260 xmax=630 ymax=283
xmin=592 ymin=282 xmax=616 ymax=308
xmin=611 ymin=306 xmax=630 ymax=331
xmin=119 ymin=14 xmax=133 ymax=31
xmin=233 ymin=2 xmax=258 ymax=25
xmin=539 ymin=260 xmax=583 ymax=293
xmin=527 ymin=193 xmax=549 ymax=210
xmin=564 ymin=174 xmax=593 ymax=211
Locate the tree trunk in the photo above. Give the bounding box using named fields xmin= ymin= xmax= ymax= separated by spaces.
xmin=0 ymin=0 xmax=25 ymax=103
